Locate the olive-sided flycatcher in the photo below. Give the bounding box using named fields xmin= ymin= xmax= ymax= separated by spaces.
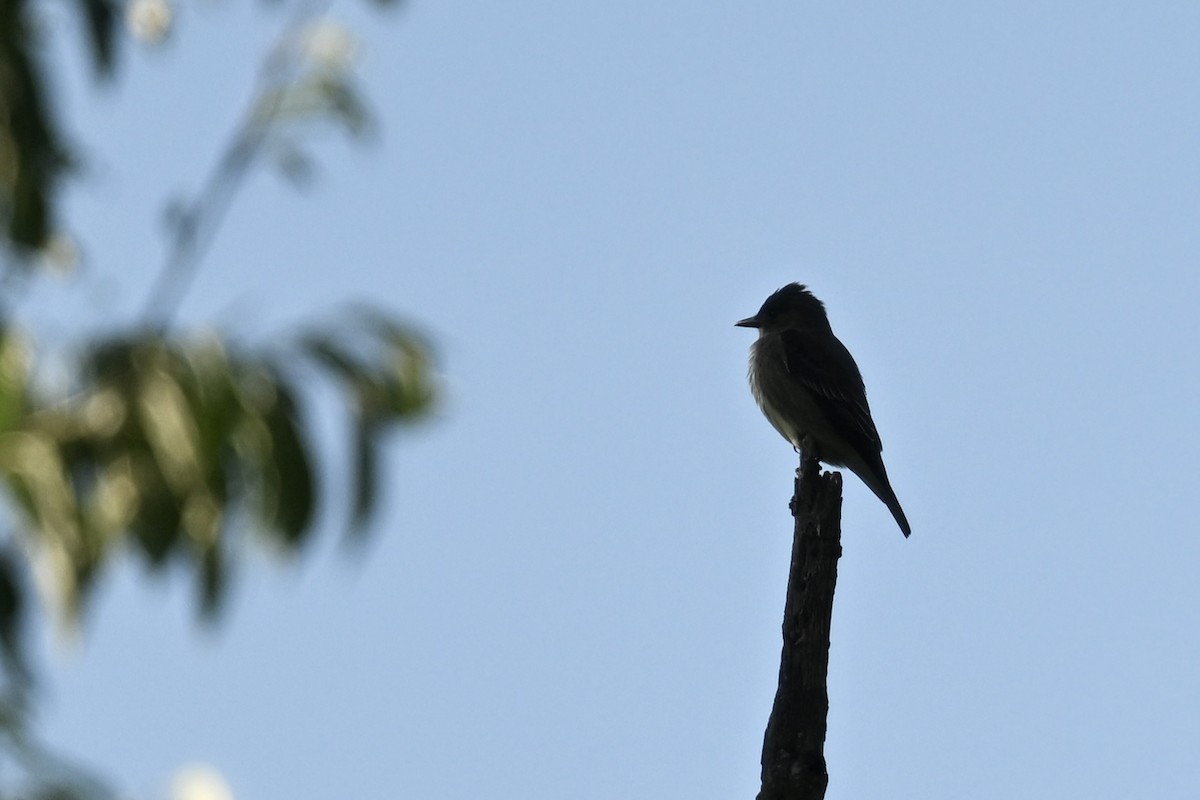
xmin=736 ymin=283 xmax=911 ymax=537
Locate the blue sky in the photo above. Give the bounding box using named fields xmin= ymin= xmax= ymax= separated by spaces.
xmin=28 ymin=1 xmax=1200 ymax=798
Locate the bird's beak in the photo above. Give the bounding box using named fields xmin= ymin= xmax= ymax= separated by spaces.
xmin=735 ymin=315 xmax=760 ymax=329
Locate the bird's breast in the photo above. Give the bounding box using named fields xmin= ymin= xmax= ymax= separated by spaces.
xmin=747 ymin=335 xmax=846 ymax=463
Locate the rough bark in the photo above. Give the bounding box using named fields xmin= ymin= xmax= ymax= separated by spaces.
xmin=757 ymin=450 xmax=843 ymax=800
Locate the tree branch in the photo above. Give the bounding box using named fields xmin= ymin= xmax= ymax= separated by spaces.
xmin=139 ymin=0 xmax=331 ymax=329
xmin=757 ymin=446 xmax=843 ymax=800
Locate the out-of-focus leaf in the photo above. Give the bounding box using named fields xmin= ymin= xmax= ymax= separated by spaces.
xmin=261 ymin=378 xmax=316 ymax=546
xmin=297 ymin=309 xmax=436 ymax=533
xmin=273 ymin=141 xmax=317 ymax=189
xmin=263 ymin=72 xmax=375 ymax=140
xmin=320 ymin=75 xmax=373 ymax=139
xmin=0 ymin=315 xmax=433 ymax=623
xmin=230 ymin=365 xmax=317 ymax=548
xmin=198 ymin=542 xmax=225 ymax=619
xmin=135 ymin=361 xmax=204 ymax=497
xmin=178 ymin=338 xmax=238 ymax=516
xmin=0 ymin=431 xmax=87 ymax=616
xmin=346 ymin=307 xmax=437 ymax=418
xmin=350 ymin=416 xmax=377 ymax=534
xmin=0 ymin=547 xmax=28 ymax=683
xmin=0 ymin=329 xmax=30 ymax=433
xmin=76 ymin=0 xmax=119 ymax=77
xmin=384 ymin=340 xmax=436 ymax=418
xmin=299 ymin=334 xmax=369 ymax=393
xmin=6 ymin=732 xmax=118 ymax=799
xmin=81 ymin=454 xmax=138 ymax=541
xmin=1 ymin=0 xmax=73 ymax=252
xmin=126 ymin=452 xmax=181 ymax=565
xmin=31 ymin=787 xmax=86 ymax=800
xmin=301 ymin=312 xmax=436 ymax=422
xmin=300 ymin=333 xmax=381 ymax=529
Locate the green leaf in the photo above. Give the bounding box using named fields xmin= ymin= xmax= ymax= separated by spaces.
xmin=302 ymin=310 xmax=437 ymax=421
xmin=295 ymin=310 xmax=437 ymax=534
xmin=0 ymin=328 xmax=30 ymax=434
xmin=349 ymin=416 xmax=377 ymax=534
xmin=135 ymin=360 xmax=204 ymax=497
xmin=0 ymin=547 xmax=29 ymax=683
xmin=259 ymin=376 xmax=316 ymax=546
xmin=322 ymin=75 xmax=374 ymax=139
xmin=198 ymin=542 xmax=226 ymax=619
xmin=0 ymin=431 xmax=87 ymax=615
xmin=299 ymin=333 xmax=369 ymax=390
xmin=1 ymin=2 xmax=76 ymax=254
xmin=273 ymin=140 xmax=317 ymax=189
xmin=0 ymin=317 xmax=431 ymax=623
xmin=76 ymin=0 xmax=119 ymax=77
xmin=352 ymin=308 xmax=437 ymax=418
xmin=126 ymin=452 xmax=182 ymax=565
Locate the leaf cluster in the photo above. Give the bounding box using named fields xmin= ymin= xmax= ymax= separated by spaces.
xmin=0 ymin=312 xmax=434 ymax=800
xmin=0 ymin=1 xmax=423 ymax=796
xmin=0 ymin=0 xmax=117 ymax=256
xmin=0 ymin=314 xmax=435 ymax=625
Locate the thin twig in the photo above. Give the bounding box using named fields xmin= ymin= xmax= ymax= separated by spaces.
xmin=139 ymin=0 xmax=331 ymax=329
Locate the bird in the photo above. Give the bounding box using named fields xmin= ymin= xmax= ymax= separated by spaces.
xmin=736 ymin=283 xmax=911 ymax=537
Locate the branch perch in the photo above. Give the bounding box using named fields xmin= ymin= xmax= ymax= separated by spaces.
xmin=757 ymin=445 xmax=843 ymax=800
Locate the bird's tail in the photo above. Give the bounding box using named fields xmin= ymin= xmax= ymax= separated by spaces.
xmin=879 ymin=486 xmax=911 ymax=538
xmin=853 ymin=459 xmax=911 ymax=538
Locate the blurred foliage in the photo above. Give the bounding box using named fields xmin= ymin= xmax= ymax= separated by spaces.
xmin=0 ymin=0 xmax=432 ymax=625
xmin=0 ymin=317 xmax=434 ymax=623
xmin=1 ymin=0 xmax=72 ymax=254
xmin=0 ymin=0 xmax=400 ymax=265
xmin=0 ymin=0 xmax=427 ymax=797
xmin=0 ymin=0 xmax=117 ymax=255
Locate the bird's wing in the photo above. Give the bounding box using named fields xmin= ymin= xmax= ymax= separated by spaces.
xmin=778 ymin=328 xmax=882 ymax=452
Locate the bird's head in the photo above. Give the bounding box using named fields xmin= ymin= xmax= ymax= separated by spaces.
xmin=735 ymin=283 xmax=830 ymax=333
